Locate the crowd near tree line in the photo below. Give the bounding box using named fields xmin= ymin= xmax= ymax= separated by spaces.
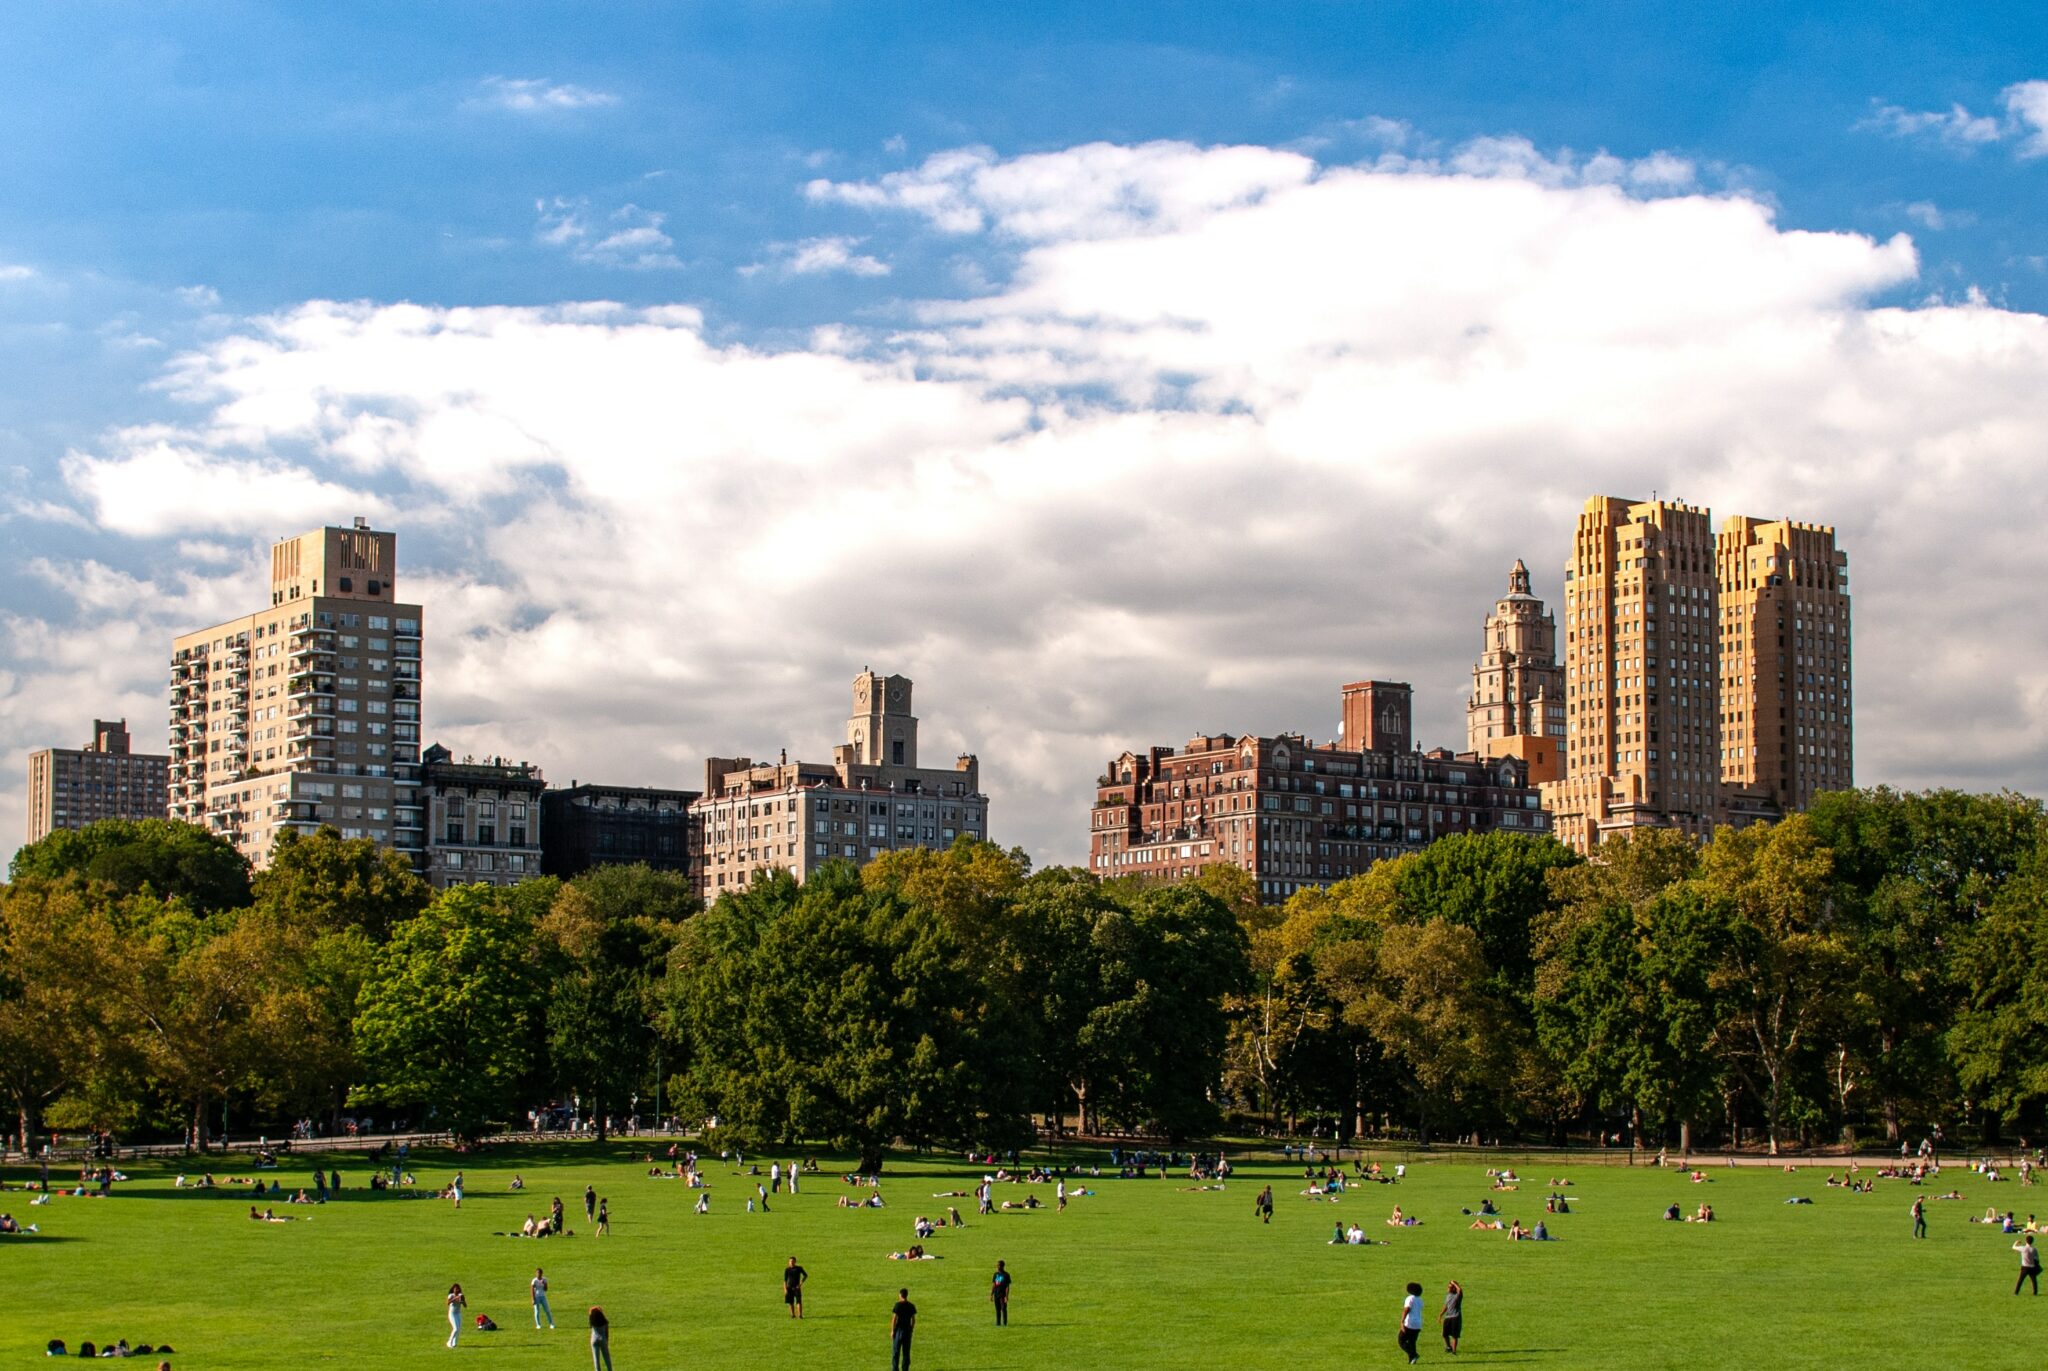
xmin=2 ymin=785 xmax=2045 ymax=1168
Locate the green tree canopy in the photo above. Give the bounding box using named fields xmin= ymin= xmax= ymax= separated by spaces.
xmin=9 ymin=819 xmax=251 ymax=913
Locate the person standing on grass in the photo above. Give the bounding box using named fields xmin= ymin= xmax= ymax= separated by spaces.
xmin=1256 ymin=1184 xmax=1274 ymax=1224
xmin=533 ymin=1267 xmax=555 ymax=1329
xmin=784 ymin=1257 xmax=808 ymax=1318
xmin=757 ymin=1180 xmax=771 ymax=1212
xmin=597 ymin=1197 xmax=611 ymax=1236
xmin=890 ymin=1286 xmax=917 ymax=1371
xmin=445 ymin=1283 xmax=467 ymax=1349
xmin=1912 ymin=1195 xmax=1928 ymax=1239
xmin=1397 ymin=1281 xmax=1424 ymax=1364
xmin=2017 ymin=1235 xmax=2042 ymax=1295
xmin=1439 ymin=1280 xmax=1463 ymax=1354
xmin=589 ymin=1305 xmax=613 ymax=1371
xmin=1057 ymin=1178 xmax=1068 ymax=1212
xmin=991 ymin=1260 xmax=1012 ymax=1326
xmin=585 ymin=1185 xmax=597 ymax=1224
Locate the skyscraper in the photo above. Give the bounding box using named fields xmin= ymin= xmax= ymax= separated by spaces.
xmin=1539 ymin=495 xmax=1851 ymax=852
xmin=25 ymin=719 xmax=169 ymax=843
xmin=167 ymin=521 xmax=424 ymax=867
xmin=1541 ymin=496 xmax=1723 ymax=851
xmin=1716 ymin=516 xmax=1852 ymax=814
xmin=1466 ymin=559 xmax=1565 ymax=783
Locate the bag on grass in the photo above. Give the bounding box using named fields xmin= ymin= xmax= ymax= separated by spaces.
xmin=476 ymin=1314 xmax=499 ymax=1331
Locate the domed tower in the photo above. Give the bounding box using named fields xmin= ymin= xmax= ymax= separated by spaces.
xmin=1467 ymin=559 xmax=1564 ymax=782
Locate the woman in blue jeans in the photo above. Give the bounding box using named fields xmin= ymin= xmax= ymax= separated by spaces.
xmin=589 ymin=1305 xmax=613 ymax=1371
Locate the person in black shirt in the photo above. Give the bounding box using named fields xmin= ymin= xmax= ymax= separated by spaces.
xmin=1256 ymin=1185 xmax=1274 ymax=1224
xmin=890 ymin=1287 xmax=916 ymax=1371
xmin=784 ymin=1257 xmax=808 ymax=1318
xmin=991 ymin=1260 xmax=1012 ymax=1326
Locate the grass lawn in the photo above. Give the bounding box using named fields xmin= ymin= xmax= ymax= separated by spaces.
xmin=3 ymin=1143 xmax=2042 ymax=1368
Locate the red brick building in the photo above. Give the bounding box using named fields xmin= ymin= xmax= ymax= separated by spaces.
xmin=1088 ymin=681 xmax=1551 ymax=902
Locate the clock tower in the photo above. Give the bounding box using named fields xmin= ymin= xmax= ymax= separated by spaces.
xmin=848 ymin=670 xmax=918 ymax=768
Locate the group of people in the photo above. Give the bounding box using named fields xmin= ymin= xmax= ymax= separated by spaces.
xmin=443 ymin=1278 xmax=612 ymax=1367
xmin=1397 ymin=1281 xmax=1464 ymax=1363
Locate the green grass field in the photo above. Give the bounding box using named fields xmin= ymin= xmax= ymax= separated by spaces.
xmin=3 ymin=1143 xmax=2042 ymax=1368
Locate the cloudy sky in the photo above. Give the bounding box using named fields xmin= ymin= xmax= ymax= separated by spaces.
xmin=3 ymin=3 xmax=2047 ymax=870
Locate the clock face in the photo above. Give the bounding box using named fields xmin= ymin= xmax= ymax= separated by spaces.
xmin=890 ymin=686 xmax=903 ymax=702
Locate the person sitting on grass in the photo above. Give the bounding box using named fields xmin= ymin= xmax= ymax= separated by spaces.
xmin=1508 ymin=1219 xmax=1530 ymax=1240
xmin=1386 ymin=1206 xmax=1419 ymax=1227
xmin=914 ymin=1215 xmax=936 ymax=1240
xmin=1663 ymin=1203 xmax=1683 ymax=1221
xmin=696 ymin=1192 xmax=711 ymax=1214
xmin=1347 ymin=1224 xmax=1368 ymax=1244
xmin=1532 ymin=1220 xmax=1554 ymax=1240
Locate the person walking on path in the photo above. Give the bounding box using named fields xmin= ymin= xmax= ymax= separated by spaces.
xmin=1439 ymin=1280 xmax=1463 ymax=1354
xmin=890 ymin=1287 xmax=917 ymax=1371
xmin=532 ymin=1268 xmax=555 ymax=1329
xmin=588 ymin=1306 xmax=613 ymax=1371
xmin=1397 ymin=1281 xmax=1424 ymax=1364
xmin=596 ymin=1198 xmax=610 ymax=1237
xmin=783 ymin=1257 xmax=808 ymax=1318
xmin=1912 ymin=1196 xmax=1928 ymax=1239
xmin=1256 ymin=1185 xmax=1274 ymax=1224
xmin=584 ymin=1185 xmax=597 ymax=1224
xmin=991 ymin=1260 xmax=1012 ymax=1326
xmin=2018 ymin=1235 xmax=2042 ymax=1295
xmin=445 ymin=1284 xmax=467 ymax=1349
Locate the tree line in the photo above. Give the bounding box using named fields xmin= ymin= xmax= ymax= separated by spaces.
xmin=2 ymin=785 xmax=2044 ymax=1162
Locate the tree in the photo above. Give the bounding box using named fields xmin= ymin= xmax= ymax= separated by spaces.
xmin=9 ymin=819 xmax=251 ymax=913
xmin=667 ymin=864 xmax=1028 ymax=1171
xmin=1695 ymin=816 xmax=1849 ymax=1154
xmin=1389 ymin=832 xmax=1580 ymax=998
xmin=1946 ymin=833 xmax=2048 ymax=1129
xmin=1346 ymin=918 xmax=1512 ymax=1143
xmin=352 ymin=886 xmax=549 ymax=1139
xmin=252 ymin=825 xmax=432 ymax=940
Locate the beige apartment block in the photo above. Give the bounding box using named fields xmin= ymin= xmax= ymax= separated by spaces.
xmin=1466 ymin=559 xmax=1566 ymax=784
xmin=167 ymin=522 xmax=424 ymax=868
xmin=1539 ymin=495 xmax=1852 ymax=853
xmin=1541 ymin=496 xmax=1724 ymax=851
xmin=24 ymin=719 xmax=170 ymax=843
xmin=691 ymin=671 xmax=987 ymax=901
xmin=1717 ymin=516 xmax=1852 ymax=813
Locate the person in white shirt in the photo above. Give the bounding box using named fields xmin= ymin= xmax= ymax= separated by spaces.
xmin=532 ymin=1267 xmax=555 ymax=1329
xmin=1398 ymin=1281 xmax=1424 ymax=1363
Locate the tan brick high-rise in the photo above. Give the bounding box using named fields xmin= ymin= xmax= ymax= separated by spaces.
xmin=1539 ymin=495 xmax=1851 ymax=852
xmin=1717 ymin=517 xmax=1852 ymax=813
xmin=25 ymin=719 xmax=169 ymax=843
xmin=167 ymin=522 xmax=424 ymax=867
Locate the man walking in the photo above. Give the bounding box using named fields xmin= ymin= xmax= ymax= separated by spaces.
xmin=2017 ymin=1235 xmax=2042 ymax=1295
xmin=991 ymin=1260 xmax=1012 ymax=1326
xmin=1439 ymin=1280 xmax=1463 ymax=1354
xmin=1397 ymin=1281 xmax=1424 ymax=1364
xmin=531 ymin=1267 xmax=555 ymax=1329
xmin=783 ymin=1256 xmax=808 ymax=1319
xmin=1256 ymin=1184 xmax=1274 ymax=1224
xmin=890 ymin=1286 xmax=917 ymax=1371
xmin=584 ymin=1184 xmax=598 ymax=1225
xmin=1056 ymin=1178 xmax=1067 ymax=1212
xmin=1912 ymin=1195 xmax=1928 ymax=1239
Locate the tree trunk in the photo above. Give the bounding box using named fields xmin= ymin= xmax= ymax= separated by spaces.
xmin=1679 ymin=1118 xmax=1692 ymax=1158
xmin=190 ymin=1098 xmax=209 ymax=1153
xmin=858 ymin=1143 xmax=885 ymax=1175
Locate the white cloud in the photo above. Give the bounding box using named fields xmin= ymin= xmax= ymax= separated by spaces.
xmin=472 ymin=76 xmax=618 ymax=113
xmin=534 ymin=199 xmax=681 ymax=269
xmin=2006 ymin=80 xmax=2048 ymax=157
xmin=1860 ymin=80 xmax=2048 ymax=156
xmin=741 ymin=236 xmax=891 ymax=279
xmin=12 ymin=136 xmax=2048 ymax=872
xmin=1900 ymin=201 xmax=1975 ymax=231
xmin=0 ymin=263 xmax=34 ymax=282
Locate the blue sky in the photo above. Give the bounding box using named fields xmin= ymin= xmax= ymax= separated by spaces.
xmin=3 ymin=2 xmax=2046 ymax=865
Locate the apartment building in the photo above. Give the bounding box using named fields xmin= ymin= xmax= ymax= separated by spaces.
xmin=691 ymin=671 xmax=988 ymax=900
xmin=167 ymin=521 xmax=424 ymax=868
xmin=421 ymin=743 xmax=545 ymax=889
xmin=1466 ymin=559 xmax=1566 ymax=784
xmin=541 ymin=782 xmax=697 ymax=879
xmin=24 ymin=719 xmax=169 ymax=843
xmin=1089 ymin=679 xmax=1550 ymax=903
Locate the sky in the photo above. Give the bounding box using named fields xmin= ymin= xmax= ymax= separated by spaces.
xmin=2 ymin=1 xmax=2046 ymax=870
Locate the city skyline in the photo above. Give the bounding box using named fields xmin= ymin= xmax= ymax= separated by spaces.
xmin=4 ymin=6 xmax=2047 ymax=870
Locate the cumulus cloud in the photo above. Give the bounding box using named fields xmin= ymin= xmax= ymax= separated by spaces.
xmin=0 ymin=263 xmax=35 ymax=282
xmin=741 ymin=235 xmax=891 ymax=279
xmin=473 ymin=76 xmax=618 ymax=113
xmin=535 ymin=199 xmax=681 ymax=269
xmin=2007 ymin=80 xmax=2048 ymax=157
xmin=11 ymin=136 xmax=2048 ymax=870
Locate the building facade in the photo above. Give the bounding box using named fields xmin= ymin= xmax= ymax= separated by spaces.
xmin=167 ymin=522 xmax=424 ymax=868
xmin=1466 ymin=559 xmax=1566 ymax=784
xmin=1717 ymin=517 xmax=1853 ymax=814
xmin=24 ymin=719 xmax=170 ymax=843
xmin=690 ymin=671 xmax=989 ymax=900
xmin=421 ymin=743 xmax=545 ymax=889
xmin=541 ymin=783 xmax=696 ymax=878
xmin=1089 ymin=679 xmax=1550 ymax=904
xmin=1539 ymin=495 xmax=1850 ymax=853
